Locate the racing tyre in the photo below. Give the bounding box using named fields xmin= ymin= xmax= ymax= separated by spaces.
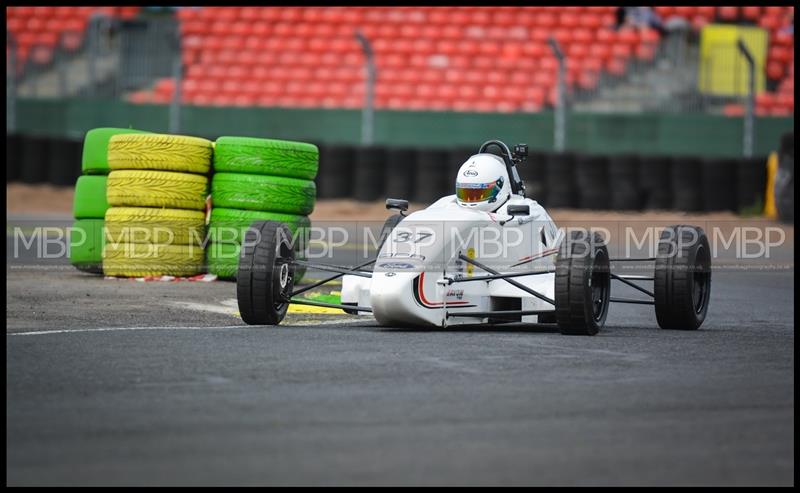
xmin=213 ymin=136 xmax=319 ymax=180
xmin=107 ymin=170 xmax=208 ymax=210
xmin=70 ymin=219 xmax=105 ymax=274
xmin=354 ymin=146 xmax=387 ymax=201
xmin=73 ymin=175 xmax=109 ymax=219
xmin=555 ymin=230 xmax=611 ymax=335
xmin=108 ymin=134 xmax=213 ymax=174
xmin=208 ymin=208 xmax=309 ymax=244
xmin=654 ymin=225 xmax=711 ymax=330
xmin=82 ymin=128 xmax=151 ymax=175
xmin=105 ymin=207 xmax=206 ymax=245
xmin=102 ymin=243 xmax=205 ymax=277
xmin=237 ymin=221 xmax=296 ymax=325
xmin=208 ymin=240 xmax=308 ymax=282
xmin=212 ymin=172 xmax=316 ymax=215
xmin=207 ymin=242 xmax=241 ymax=280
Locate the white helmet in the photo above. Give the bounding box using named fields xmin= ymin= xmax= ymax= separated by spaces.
xmin=455 ymin=153 xmax=512 ymax=212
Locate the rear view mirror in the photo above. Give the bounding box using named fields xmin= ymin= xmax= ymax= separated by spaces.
xmin=386 ymin=198 xmax=409 ymax=212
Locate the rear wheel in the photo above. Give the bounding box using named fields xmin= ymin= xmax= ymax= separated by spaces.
xmin=654 ymin=225 xmax=711 ymax=330
xmin=237 ymin=221 xmax=296 ymax=325
xmin=555 ymin=230 xmax=610 ymax=335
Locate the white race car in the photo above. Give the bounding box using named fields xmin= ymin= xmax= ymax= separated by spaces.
xmin=237 ymin=140 xmax=712 ymax=335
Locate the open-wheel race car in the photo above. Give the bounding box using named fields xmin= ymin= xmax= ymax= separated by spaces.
xmin=237 ymin=140 xmax=712 ymax=335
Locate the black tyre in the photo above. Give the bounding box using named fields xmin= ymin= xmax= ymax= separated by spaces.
xmin=639 ymin=155 xmax=672 ymax=210
xmin=543 ymin=152 xmax=577 ymax=208
xmin=384 ymin=148 xmax=417 ymax=200
xmin=609 ymin=154 xmax=643 ymax=210
xmin=671 ymin=157 xmax=703 ymax=211
xmin=654 ymin=225 xmax=711 ymax=330
xmin=237 ymin=221 xmax=296 ymax=325
xmin=701 ymin=158 xmax=737 ymax=212
xmin=317 ymin=145 xmax=354 ymax=199
xmin=555 ymin=230 xmax=611 ymax=335
xmin=7 ymin=134 xmax=21 ymax=183
xmin=414 ymin=149 xmax=449 ymax=203
xmin=354 ymin=146 xmax=388 ymax=201
xmin=736 ymin=156 xmax=767 ymax=214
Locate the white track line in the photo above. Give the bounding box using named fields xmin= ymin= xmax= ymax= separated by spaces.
xmin=169 ymin=301 xmax=239 ymax=316
xmin=8 ymin=320 xmax=365 ymax=336
xmin=8 ymin=325 xmax=251 ymax=336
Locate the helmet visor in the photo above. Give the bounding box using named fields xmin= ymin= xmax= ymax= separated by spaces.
xmin=456 ymin=180 xmax=501 ymax=203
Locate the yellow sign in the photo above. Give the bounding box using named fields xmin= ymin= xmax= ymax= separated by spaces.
xmin=698 ymin=24 xmax=767 ymax=96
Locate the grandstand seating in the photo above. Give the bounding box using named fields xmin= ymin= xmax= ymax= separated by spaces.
xmin=6 ymin=6 xmax=140 ymax=69
xmin=132 ymin=6 xmax=662 ymax=111
xmin=6 ymin=6 xmax=794 ymax=115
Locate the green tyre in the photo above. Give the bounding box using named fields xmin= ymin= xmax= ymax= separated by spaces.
xmin=73 ymin=175 xmax=109 ymax=219
xmin=209 ymin=208 xmax=310 ymax=245
xmin=82 ymin=128 xmax=151 ymax=175
xmin=70 ymin=219 xmax=105 ymax=274
xmin=211 ymin=172 xmax=316 ymax=215
xmin=213 ymin=136 xmax=319 ymax=180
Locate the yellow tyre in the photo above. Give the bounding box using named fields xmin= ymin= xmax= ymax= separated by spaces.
xmin=108 ymin=134 xmax=213 ymax=174
xmin=105 ymin=207 xmax=206 ymax=246
xmin=107 ymin=170 xmax=208 ymax=210
xmin=103 ymin=242 xmax=205 ymax=277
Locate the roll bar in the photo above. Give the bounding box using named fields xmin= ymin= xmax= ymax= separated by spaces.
xmin=477 ymin=139 xmax=527 ymax=197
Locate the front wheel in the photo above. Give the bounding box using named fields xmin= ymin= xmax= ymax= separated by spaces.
xmin=654 ymin=225 xmax=711 ymax=330
xmin=555 ymin=230 xmax=611 ymax=336
xmin=237 ymin=221 xmax=296 ymax=325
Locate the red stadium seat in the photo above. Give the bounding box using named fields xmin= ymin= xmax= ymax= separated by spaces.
xmin=758 ymin=15 xmax=782 ymax=31
xmin=616 ymin=28 xmax=639 ymax=47
xmin=767 ymin=61 xmax=785 ymax=80
xmin=588 ymin=43 xmax=612 ymax=61
xmin=717 ymin=7 xmax=738 ymax=21
xmin=769 ymin=46 xmax=792 ymax=65
xmin=741 ymin=6 xmax=761 ymax=21
xmin=117 ymin=6 xmax=681 ymax=111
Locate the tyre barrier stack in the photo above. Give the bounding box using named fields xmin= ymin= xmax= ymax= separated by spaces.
xmin=11 ymin=133 xmax=773 ymax=217
xmin=316 ymin=145 xmax=354 ymax=199
xmin=671 ymin=157 xmax=704 ymax=212
xmin=517 ymin=149 xmax=548 ymax=203
xmin=384 ymin=148 xmax=417 ymax=200
xmin=208 ymin=137 xmax=318 ymax=280
xmin=736 ymin=157 xmax=767 ymax=214
xmin=414 ymin=149 xmax=450 ymax=204
xmin=69 ymin=128 xmax=151 ymax=274
xmin=103 ymin=133 xmax=212 ymax=277
xmin=638 ymin=155 xmax=672 ymax=210
xmin=576 ymin=154 xmax=611 ymax=209
xmin=701 ymin=157 xmax=738 ymax=212
xmin=609 ymin=154 xmax=643 ymax=210
xmin=543 ymin=152 xmax=577 ymax=208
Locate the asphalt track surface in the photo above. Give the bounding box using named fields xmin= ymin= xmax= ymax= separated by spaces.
xmin=6 ymin=217 xmax=795 ymax=486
